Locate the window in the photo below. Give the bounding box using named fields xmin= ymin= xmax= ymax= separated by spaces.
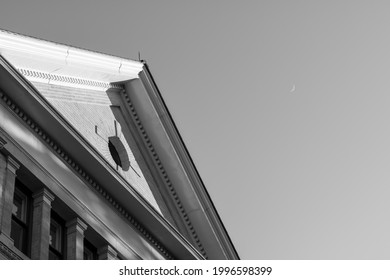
xmin=49 ymin=211 xmax=64 ymax=260
xmin=83 ymin=239 xmax=97 ymax=260
xmin=10 ymin=182 xmax=31 ymax=256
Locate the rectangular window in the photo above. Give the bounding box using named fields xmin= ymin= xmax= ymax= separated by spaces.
xmin=83 ymin=239 xmax=97 ymax=260
xmin=12 ymin=188 xmax=27 ymax=222
xmin=49 ymin=219 xmax=62 ymax=251
xmin=10 ymin=182 xmax=31 ymax=256
xmin=49 ymin=211 xmax=64 ymax=260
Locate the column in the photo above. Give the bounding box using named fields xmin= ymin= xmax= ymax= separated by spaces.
xmin=0 ymin=149 xmax=20 ymax=242
xmin=98 ymin=244 xmax=118 ymax=260
xmin=31 ymin=188 xmax=55 ymax=259
xmin=66 ymin=218 xmax=87 ymax=260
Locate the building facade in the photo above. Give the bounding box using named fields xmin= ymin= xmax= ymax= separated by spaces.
xmin=0 ymin=30 xmax=238 ymax=260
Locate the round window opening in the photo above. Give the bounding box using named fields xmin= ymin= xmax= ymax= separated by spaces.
xmin=108 ymin=136 xmax=130 ymax=171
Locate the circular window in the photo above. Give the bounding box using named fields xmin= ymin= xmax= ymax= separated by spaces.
xmin=108 ymin=136 xmax=130 ymax=171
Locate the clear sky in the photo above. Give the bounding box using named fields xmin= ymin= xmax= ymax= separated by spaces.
xmin=2 ymin=1 xmax=390 ymax=259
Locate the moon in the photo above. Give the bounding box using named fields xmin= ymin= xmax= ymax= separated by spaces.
xmin=290 ymin=84 xmax=296 ymax=93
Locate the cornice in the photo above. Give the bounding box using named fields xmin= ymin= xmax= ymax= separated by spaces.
xmin=18 ymin=68 xmax=125 ymax=91
xmin=122 ymin=91 xmax=207 ymax=259
xmin=0 ymin=89 xmax=174 ymax=260
xmin=139 ymin=66 xmax=240 ymax=259
xmin=0 ymin=126 xmax=142 ymax=260
xmin=0 ymin=29 xmax=143 ymax=83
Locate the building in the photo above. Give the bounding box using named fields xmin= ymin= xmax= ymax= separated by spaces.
xmin=0 ymin=30 xmax=238 ymax=260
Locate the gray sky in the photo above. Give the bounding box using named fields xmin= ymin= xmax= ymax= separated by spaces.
xmin=2 ymin=1 xmax=390 ymax=259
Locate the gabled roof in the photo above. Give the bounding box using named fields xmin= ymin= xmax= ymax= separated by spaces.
xmin=0 ymin=29 xmax=239 ymax=259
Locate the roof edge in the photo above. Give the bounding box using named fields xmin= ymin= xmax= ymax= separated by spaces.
xmin=0 ymin=54 xmax=205 ymax=260
xmin=0 ymin=29 xmax=144 ymax=82
xmin=140 ymin=63 xmax=240 ymax=259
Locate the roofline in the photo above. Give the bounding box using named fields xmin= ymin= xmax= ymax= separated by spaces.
xmin=0 ymin=29 xmax=143 ymax=83
xmin=0 ymin=54 xmax=205 ymax=260
xmin=141 ymin=63 xmax=240 ymax=259
xmin=0 ymin=28 xmax=240 ymax=259
xmin=0 ymin=28 xmax=139 ymax=62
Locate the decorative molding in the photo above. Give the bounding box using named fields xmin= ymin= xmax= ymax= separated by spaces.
xmin=121 ymin=91 xmax=207 ymax=258
xmin=0 ymin=127 xmax=143 ymax=260
xmin=0 ymin=90 xmax=174 ymax=260
xmin=0 ymin=135 xmax=6 ymax=149
xmin=139 ymin=66 xmax=240 ymax=259
xmin=66 ymin=218 xmax=88 ymax=235
xmin=0 ymin=29 xmax=143 ymax=82
xmin=18 ymin=68 xmax=125 ymax=91
xmin=98 ymin=244 xmax=118 ymax=260
xmin=6 ymin=155 xmax=20 ymax=175
xmin=33 ymin=188 xmax=55 ymax=207
xmin=0 ymin=240 xmax=23 ymax=260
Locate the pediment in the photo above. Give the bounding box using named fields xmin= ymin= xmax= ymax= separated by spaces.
xmin=0 ymin=29 xmax=239 ymax=260
xmin=0 ymin=30 xmax=167 ymax=215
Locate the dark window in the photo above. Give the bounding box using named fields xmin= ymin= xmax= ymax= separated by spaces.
xmin=49 ymin=211 xmax=65 ymax=260
xmin=10 ymin=182 xmax=31 ymax=256
xmin=83 ymin=239 xmax=97 ymax=260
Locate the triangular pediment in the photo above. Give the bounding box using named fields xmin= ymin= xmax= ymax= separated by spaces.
xmin=0 ymin=29 xmax=239 ymax=260
xmin=0 ymin=30 xmax=169 ymax=217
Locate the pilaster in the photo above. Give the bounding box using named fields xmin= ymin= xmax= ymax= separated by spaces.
xmin=66 ymin=218 xmax=87 ymax=260
xmin=0 ymin=151 xmax=20 ymax=240
xmin=31 ymin=188 xmax=55 ymax=259
xmin=98 ymin=244 xmax=118 ymax=260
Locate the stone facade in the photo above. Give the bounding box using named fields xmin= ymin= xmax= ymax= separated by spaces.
xmin=0 ymin=29 xmax=239 ymax=260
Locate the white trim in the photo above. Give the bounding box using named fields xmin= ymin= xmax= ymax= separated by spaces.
xmin=137 ymin=67 xmax=239 ymax=259
xmin=0 ymin=30 xmax=144 ymax=83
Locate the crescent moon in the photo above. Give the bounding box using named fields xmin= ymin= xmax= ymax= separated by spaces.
xmin=290 ymin=85 xmax=295 ymax=93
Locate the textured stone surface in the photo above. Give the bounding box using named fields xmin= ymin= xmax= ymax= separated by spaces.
xmin=0 ymin=154 xmax=19 ymax=238
xmin=66 ymin=218 xmax=87 ymax=260
xmin=98 ymin=244 xmax=118 ymax=260
xmin=0 ymin=235 xmax=23 ymax=260
xmin=0 ymin=153 xmax=7 ymax=234
xmin=31 ymin=189 xmax=54 ymax=260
